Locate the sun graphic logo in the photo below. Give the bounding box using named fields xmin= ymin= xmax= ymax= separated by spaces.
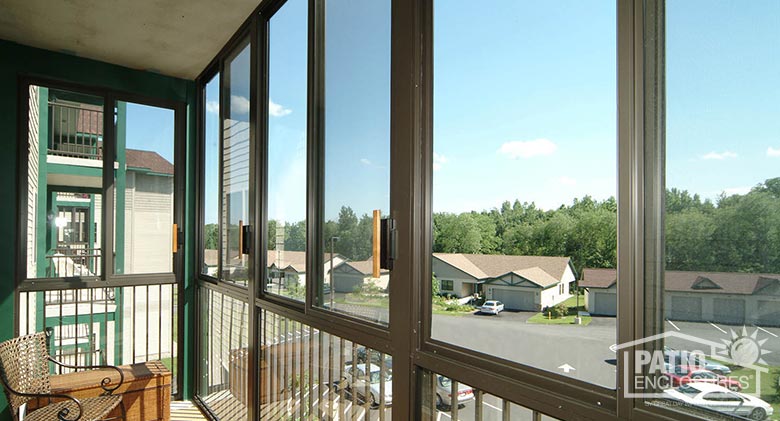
xmin=717 ymin=326 xmax=772 ymax=368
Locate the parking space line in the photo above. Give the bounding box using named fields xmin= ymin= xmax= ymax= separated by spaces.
xmin=483 ymin=401 xmax=503 ymax=412
xmin=709 ymin=322 xmax=727 ymax=334
xmin=753 ymin=325 xmax=778 ymax=338
xmin=666 ymin=319 xmax=680 ymax=331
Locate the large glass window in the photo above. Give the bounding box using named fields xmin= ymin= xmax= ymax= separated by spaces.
xmin=25 ymin=86 xmax=104 ymax=279
xmin=114 ymin=101 xmax=176 ymax=275
xmin=265 ymin=0 xmax=308 ymax=302
xmin=317 ymin=0 xmax=392 ymax=324
xmin=202 ymin=74 xmax=220 ymax=278
xmin=643 ymin=1 xmax=780 ymax=418
xmin=430 ymin=0 xmax=617 ymax=389
xmin=222 ymin=41 xmax=252 ymax=287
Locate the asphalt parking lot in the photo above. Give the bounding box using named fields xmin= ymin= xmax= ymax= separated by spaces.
xmin=432 ymin=311 xmax=780 ymax=389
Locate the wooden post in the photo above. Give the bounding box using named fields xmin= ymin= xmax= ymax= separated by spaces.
xmin=372 ymin=210 xmax=381 ymax=278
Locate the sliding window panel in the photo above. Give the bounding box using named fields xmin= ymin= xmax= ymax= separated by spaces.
xmin=317 ymin=0 xmax=392 ymax=325
xmin=430 ymin=0 xmax=617 ymax=389
xmin=265 ymin=0 xmax=309 ymax=303
xmin=222 ymin=41 xmax=252 ymax=287
xmin=25 ymin=86 xmax=104 ymax=279
xmin=202 ymin=74 xmax=221 ymax=278
xmin=198 ymin=287 xmax=250 ymax=419
xmin=642 ymin=1 xmax=780 ymax=419
xmin=113 ymin=101 xmax=176 ymax=275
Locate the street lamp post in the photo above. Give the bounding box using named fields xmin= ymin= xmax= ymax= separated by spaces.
xmin=329 ymin=236 xmax=339 ymax=309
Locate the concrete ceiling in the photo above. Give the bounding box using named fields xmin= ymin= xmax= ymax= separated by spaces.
xmin=0 ymin=0 xmax=262 ymax=80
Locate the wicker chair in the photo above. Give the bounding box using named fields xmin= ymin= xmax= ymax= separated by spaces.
xmin=0 ymin=332 xmax=126 ymax=421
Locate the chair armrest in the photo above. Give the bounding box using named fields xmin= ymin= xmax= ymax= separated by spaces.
xmin=47 ymin=357 xmax=125 ymax=395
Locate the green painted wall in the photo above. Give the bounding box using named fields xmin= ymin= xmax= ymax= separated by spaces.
xmin=0 ymin=39 xmax=198 ymax=419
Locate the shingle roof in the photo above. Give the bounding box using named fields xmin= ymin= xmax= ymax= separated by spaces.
xmin=433 ymin=253 xmax=572 ymax=287
xmin=434 ymin=253 xmax=571 ymax=279
xmin=126 ymin=149 xmax=174 ymax=175
xmin=579 ymin=268 xmax=617 ymax=289
xmin=267 ymin=250 xmax=341 ymax=273
xmin=343 ymin=258 xmax=390 ymax=277
xmin=580 ymin=268 xmax=780 ymax=295
xmin=508 ymin=267 xmax=561 ymax=288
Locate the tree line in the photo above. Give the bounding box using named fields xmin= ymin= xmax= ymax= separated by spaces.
xmin=204 ymin=177 xmax=780 ymax=275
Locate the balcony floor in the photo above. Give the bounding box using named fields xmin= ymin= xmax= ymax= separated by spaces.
xmin=171 ymin=401 xmax=208 ymax=421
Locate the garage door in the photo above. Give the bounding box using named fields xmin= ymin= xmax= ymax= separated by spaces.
xmin=492 ymin=289 xmax=535 ymax=311
xmin=756 ymin=301 xmax=780 ymax=327
xmin=670 ymin=296 xmax=702 ymax=321
xmin=334 ymin=274 xmax=363 ymax=293
xmin=592 ymin=292 xmax=617 ymax=316
xmin=713 ymin=298 xmax=745 ymax=325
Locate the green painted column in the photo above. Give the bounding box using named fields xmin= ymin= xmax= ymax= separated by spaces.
xmin=115 ymin=100 xmax=127 ymax=274
xmin=35 ymin=87 xmax=49 ymax=278
xmin=113 ymin=101 xmax=127 ymax=365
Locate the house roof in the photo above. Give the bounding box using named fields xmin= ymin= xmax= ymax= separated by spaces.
xmin=580 ymin=268 xmax=780 ymax=295
xmin=433 ymin=253 xmax=572 ymax=287
xmin=506 ymin=267 xmax=561 ymax=288
xmin=341 ymin=258 xmax=390 ymax=277
xmin=267 ymin=250 xmax=342 ymax=273
xmin=579 ymin=268 xmax=617 ymax=289
xmin=126 ymin=149 xmax=174 ymax=175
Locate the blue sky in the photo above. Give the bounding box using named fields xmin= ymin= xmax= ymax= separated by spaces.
xmin=125 ymin=102 xmax=175 ymax=163
xmin=201 ymin=0 xmax=780 ymax=223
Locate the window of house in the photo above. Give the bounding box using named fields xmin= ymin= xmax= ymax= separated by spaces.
xmin=201 ymin=74 xmax=220 ymax=278
xmin=641 ymin=1 xmax=780 ymax=418
xmin=429 ymin=0 xmax=617 ymax=390
xmin=221 ymin=40 xmax=251 ymax=287
xmin=316 ymin=0 xmax=391 ymax=325
xmin=440 ymin=280 xmax=454 ymax=291
xmin=264 ymin=0 xmax=308 ymax=302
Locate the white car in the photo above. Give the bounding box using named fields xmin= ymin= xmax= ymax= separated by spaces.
xmin=480 ymin=300 xmax=504 ymax=315
xmin=662 ymin=382 xmax=772 ymax=420
xmin=436 ymin=375 xmax=474 ymax=409
xmin=341 ymin=363 xmax=393 ymax=407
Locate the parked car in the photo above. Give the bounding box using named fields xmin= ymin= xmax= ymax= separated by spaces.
xmin=435 ymin=375 xmax=474 ymax=409
xmin=664 ymin=365 xmax=742 ymax=391
xmin=341 ymin=363 xmax=393 ymax=408
xmin=663 ymin=347 xmax=732 ymax=375
xmin=480 ymin=300 xmax=504 ymax=315
xmin=663 ymin=383 xmax=772 ymax=420
xmin=355 ymin=346 xmax=393 ymax=371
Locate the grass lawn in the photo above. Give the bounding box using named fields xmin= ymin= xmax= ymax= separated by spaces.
xmin=727 ymin=364 xmax=780 ymax=419
xmin=527 ymin=313 xmax=592 ymax=325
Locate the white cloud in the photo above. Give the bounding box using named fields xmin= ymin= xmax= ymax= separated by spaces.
xmin=230 ymin=95 xmax=250 ymax=115
xmin=767 ymin=147 xmax=780 ymax=157
xmin=723 ymin=186 xmax=751 ymax=196
xmin=498 ymin=138 xmax=557 ymax=159
xmin=269 ymin=99 xmax=292 ymax=117
xmin=701 ymin=151 xmax=737 ymax=160
xmin=557 ymin=176 xmax=577 ymax=186
xmin=433 ymin=152 xmax=448 ymax=171
xmin=360 ymin=158 xmax=372 ymax=166
xmin=206 ymin=101 xmax=219 ymax=114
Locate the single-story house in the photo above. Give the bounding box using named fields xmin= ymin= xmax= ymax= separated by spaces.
xmin=267 ymin=250 xmax=346 ymax=288
xmin=580 ymin=268 xmax=780 ymax=326
xmin=331 ymin=258 xmax=390 ymax=293
xmin=432 ymin=253 xmax=576 ymax=311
